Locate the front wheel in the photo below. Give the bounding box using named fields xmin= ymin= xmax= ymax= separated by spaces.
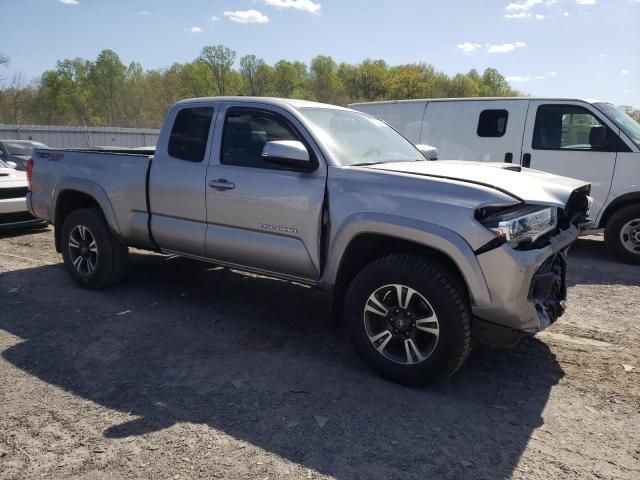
xmin=605 ymin=204 xmax=640 ymax=265
xmin=61 ymin=208 xmax=128 ymax=289
xmin=344 ymin=254 xmax=471 ymax=386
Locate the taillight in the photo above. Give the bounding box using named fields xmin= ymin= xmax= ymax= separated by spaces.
xmin=26 ymin=158 xmax=34 ymax=191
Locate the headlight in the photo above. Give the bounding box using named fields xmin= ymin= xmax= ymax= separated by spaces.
xmin=477 ymin=205 xmax=558 ymax=246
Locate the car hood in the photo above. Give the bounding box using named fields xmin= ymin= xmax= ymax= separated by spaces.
xmin=368 ymin=160 xmax=590 ymax=207
xmin=0 ymin=167 xmax=28 ymax=187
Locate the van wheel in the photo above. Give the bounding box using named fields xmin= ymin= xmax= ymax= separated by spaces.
xmin=605 ymin=204 xmax=640 ymax=265
xmin=61 ymin=208 xmax=128 ymax=289
xmin=344 ymin=254 xmax=471 ymax=386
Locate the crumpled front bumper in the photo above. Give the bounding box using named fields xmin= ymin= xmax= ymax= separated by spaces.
xmin=471 ymin=224 xmax=580 ymax=335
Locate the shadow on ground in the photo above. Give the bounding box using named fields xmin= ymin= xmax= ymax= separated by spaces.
xmin=567 ymin=237 xmax=640 ymax=287
xmin=0 ymin=251 xmax=563 ymax=479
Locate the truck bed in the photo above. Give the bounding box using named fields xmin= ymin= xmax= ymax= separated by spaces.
xmin=29 ymin=148 xmax=155 ymax=249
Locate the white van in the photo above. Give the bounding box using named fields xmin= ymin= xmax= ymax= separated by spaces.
xmin=349 ymin=98 xmax=640 ymax=264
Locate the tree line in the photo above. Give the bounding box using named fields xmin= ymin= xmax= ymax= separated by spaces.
xmin=0 ymin=46 xmax=638 ymax=128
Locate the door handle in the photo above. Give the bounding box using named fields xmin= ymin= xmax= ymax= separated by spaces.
xmin=522 ymin=153 xmax=531 ymax=168
xmin=208 ymin=179 xmax=236 ymax=191
xmin=505 ymin=152 xmax=513 ymax=163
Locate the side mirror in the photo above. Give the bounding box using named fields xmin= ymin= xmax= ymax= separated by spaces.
xmin=5 ymin=161 xmax=17 ymax=169
xmin=262 ymin=140 xmax=314 ymax=171
xmin=416 ymin=144 xmax=439 ymax=160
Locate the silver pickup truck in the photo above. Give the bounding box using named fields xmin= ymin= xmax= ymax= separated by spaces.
xmin=27 ymin=97 xmax=591 ymax=385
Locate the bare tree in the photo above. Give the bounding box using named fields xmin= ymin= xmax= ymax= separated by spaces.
xmin=8 ymin=72 xmax=26 ymax=124
xmin=0 ymin=52 xmax=9 ymax=83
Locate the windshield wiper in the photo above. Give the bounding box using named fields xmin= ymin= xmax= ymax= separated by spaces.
xmin=351 ymin=161 xmax=387 ymax=166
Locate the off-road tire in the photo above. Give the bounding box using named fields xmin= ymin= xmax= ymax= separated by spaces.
xmin=61 ymin=208 xmax=128 ymax=289
xmin=344 ymin=254 xmax=471 ymax=386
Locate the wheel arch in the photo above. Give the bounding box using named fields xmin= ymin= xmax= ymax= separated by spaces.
xmin=321 ymin=214 xmax=491 ymax=326
xmin=598 ymin=192 xmax=640 ymax=229
xmin=53 ymin=179 xmax=121 ymax=252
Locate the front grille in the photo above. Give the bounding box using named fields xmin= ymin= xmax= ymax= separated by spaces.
xmin=529 ymin=252 xmax=567 ymax=327
xmin=0 ymin=186 xmax=28 ymax=200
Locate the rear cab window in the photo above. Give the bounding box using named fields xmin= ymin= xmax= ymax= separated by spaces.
xmin=168 ymin=107 xmax=214 ymax=162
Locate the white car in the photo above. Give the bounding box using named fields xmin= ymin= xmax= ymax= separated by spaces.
xmin=350 ymin=97 xmax=640 ymax=264
xmin=0 ymin=159 xmax=45 ymax=230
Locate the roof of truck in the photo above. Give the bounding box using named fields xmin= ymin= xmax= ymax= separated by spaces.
xmin=175 ymin=96 xmax=351 ymax=111
xmin=349 ymin=97 xmax=605 ymax=106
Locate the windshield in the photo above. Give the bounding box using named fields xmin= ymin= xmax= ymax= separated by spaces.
xmin=4 ymin=141 xmax=46 ymax=156
xmin=299 ymin=108 xmax=424 ymax=166
xmin=595 ymin=103 xmax=640 ymax=149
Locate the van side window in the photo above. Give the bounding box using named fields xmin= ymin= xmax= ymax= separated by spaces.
xmin=477 ymin=110 xmax=509 ymax=137
xmin=168 ymin=107 xmax=214 ymax=162
xmin=533 ymin=104 xmax=617 ymax=152
xmin=221 ymin=108 xmax=299 ymax=169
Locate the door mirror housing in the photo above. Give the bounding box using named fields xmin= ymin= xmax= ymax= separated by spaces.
xmin=262 ymin=140 xmax=315 ymax=171
xmin=416 ymin=144 xmax=439 ymax=160
xmin=5 ymin=161 xmax=17 ymax=169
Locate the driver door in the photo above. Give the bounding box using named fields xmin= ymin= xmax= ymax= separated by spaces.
xmin=521 ymin=101 xmax=620 ymax=219
xmin=204 ymin=104 xmax=327 ymax=281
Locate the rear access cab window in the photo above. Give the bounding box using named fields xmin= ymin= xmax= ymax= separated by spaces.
xmin=168 ymin=107 xmax=214 ymax=162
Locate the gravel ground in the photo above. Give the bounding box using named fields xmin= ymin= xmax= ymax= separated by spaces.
xmin=0 ymin=227 xmax=639 ymax=480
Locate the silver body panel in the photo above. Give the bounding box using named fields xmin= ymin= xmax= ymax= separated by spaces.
xmin=28 ymin=96 xmax=591 ymax=336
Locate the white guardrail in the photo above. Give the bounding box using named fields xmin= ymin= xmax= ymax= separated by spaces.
xmin=0 ymin=124 xmax=160 ymax=149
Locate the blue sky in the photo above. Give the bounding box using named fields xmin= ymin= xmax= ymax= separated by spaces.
xmin=1 ymin=0 xmax=639 ymax=106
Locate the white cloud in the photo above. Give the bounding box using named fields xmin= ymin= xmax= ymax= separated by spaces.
xmin=185 ymin=26 xmax=203 ymax=33
xmin=535 ymin=14 xmax=545 ymax=19
xmin=563 ymin=11 xmax=570 ymax=15
xmin=505 ymin=12 xmax=530 ymax=18
xmin=137 ymin=10 xmax=151 ymax=16
xmin=457 ymin=42 xmax=482 ymax=55
xmin=211 ymin=15 xmax=220 ymax=21
xmin=487 ymin=41 xmax=526 ymax=53
xmin=507 ymin=73 xmax=549 ymax=82
xmin=576 ymin=0 xmax=596 ymax=4
xmin=621 ymin=69 xmax=630 ymax=74
xmin=224 ymin=9 xmax=270 ymax=23
xmin=599 ymin=53 xmax=607 ymax=58
xmin=59 ymin=0 xmax=79 ymax=5
xmin=548 ymin=71 xmax=558 ymax=76
xmin=506 ymin=0 xmax=542 ymax=11
xmin=264 ymin=0 xmax=321 ymax=13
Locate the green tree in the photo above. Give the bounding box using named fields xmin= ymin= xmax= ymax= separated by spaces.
xmin=273 ymin=60 xmax=307 ymax=98
xmin=310 ymin=55 xmax=341 ymax=103
xmin=199 ymin=45 xmax=236 ymax=96
xmin=89 ymin=49 xmax=126 ymax=124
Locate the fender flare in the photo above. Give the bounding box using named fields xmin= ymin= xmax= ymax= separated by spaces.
xmin=320 ymin=212 xmax=492 ymax=307
xmin=52 ymin=177 xmax=122 ymax=237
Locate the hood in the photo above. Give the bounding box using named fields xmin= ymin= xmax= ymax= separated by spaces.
xmin=368 ymin=160 xmax=590 ymax=208
xmin=0 ymin=167 xmax=28 ymax=187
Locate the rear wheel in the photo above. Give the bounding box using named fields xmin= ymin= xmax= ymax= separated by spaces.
xmin=605 ymin=204 xmax=640 ymax=265
xmin=344 ymin=254 xmax=471 ymax=386
xmin=61 ymin=208 xmax=128 ymax=289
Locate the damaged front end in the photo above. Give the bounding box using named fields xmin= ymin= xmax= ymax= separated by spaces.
xmin=471 ymin=185 xmax=592 ymax=345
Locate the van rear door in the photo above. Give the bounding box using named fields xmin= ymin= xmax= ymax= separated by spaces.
xmin=521 ymin=100 xmax=618 ymax=221
xmin=420 ymin=100 xmax=529 ymax=163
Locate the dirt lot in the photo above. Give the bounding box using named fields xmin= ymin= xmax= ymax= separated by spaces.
xmin=0 ymin=227 xmax=638 ymax=480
